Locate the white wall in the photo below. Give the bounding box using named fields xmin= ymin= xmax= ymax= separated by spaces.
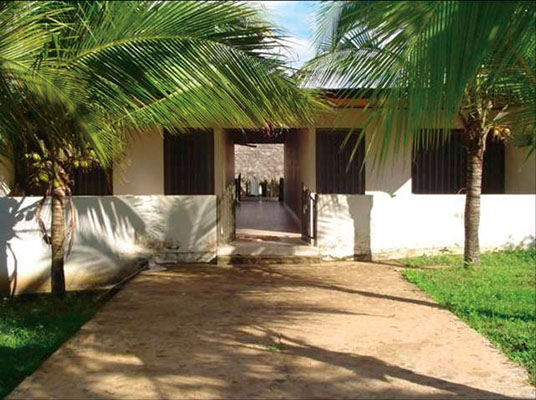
xmin=0 ymin=156 xmax=14 ymax=196
xmin=371 ymin=194 xmax=536 ymax=258
xmin=316 ymin=193 xmax=535 ymax=260
xmin=0 ymin=195 xmax=217 ymax=295
xmin=316 ymin=194 xmax=372 ymax=259
xmin=113 ymin=127 xmax=164 ymax=195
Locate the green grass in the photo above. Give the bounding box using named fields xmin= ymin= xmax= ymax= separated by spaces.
xmin=0 ymin=291 xmax=105 ymax=397
xmin=402 ymin=249 xmax=536 ymax=385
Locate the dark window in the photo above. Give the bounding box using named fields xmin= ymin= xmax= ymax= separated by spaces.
xmin=14 ymin=164 xmax=111 ymax=196
xmin=412 ymin=130 xmax=505 ymax=194
xmin=164 ymin=129 xmax=214 ymax=195
xmin=316 ymin=129 xmax=365 ymax=194
xmin=481 ymin=137 xmax=505 ymax=194
xmin=72 ymin=166 xmax=112 ymax=195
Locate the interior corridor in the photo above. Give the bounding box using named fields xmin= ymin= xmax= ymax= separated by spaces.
xmin=235 ymin=199 xmax=300 ymax=240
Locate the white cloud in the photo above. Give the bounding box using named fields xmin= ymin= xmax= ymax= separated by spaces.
xmin=282 ymin=37 xmax=315 ymax=68
xmin=250 ymin=1 xmax=318 ymax=68
xmin=250 ymin=1 xmax=287 ymax=11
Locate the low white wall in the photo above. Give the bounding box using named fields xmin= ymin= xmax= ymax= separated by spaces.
xmin=316 ymin=194 xmax=373 ymax=259
xmin=0 ymin=195 xmax=217 ymax=295
xmin=0 ymin=156 xmax=14 ymax=196
xmin=317 ymin=194 xmax=536 ymax=260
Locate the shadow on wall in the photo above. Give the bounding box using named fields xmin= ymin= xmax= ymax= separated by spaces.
xmin=0 ymin=198 xmax=37 ymax=296
xmin=164 ymin=197 xmax=216 ymax=252
xmin=57 ymin=197 xmax=149 ymax=292
xmin=1 ymin=195 xmax=218 ymax=295
xmin=0 ymin=197 xmax=147 ymax=295
xmin=316 ymin=194 xmax=373 ymax=259
xmin=122 ymin=195 xmax=217 ymax=262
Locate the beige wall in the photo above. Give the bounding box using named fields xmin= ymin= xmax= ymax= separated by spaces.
xmin=113 ymin=127 xmax=164 ymax=195
xmin=365 ymin=131 xmax=412 ymax=196
xmin=214 ymin=128 xmax=235 ymax=197
xmin=298 ymin=127 xmax=316 ymax=192
xmin=214 ymin=129 xmax=235 ymax=243
xmin=284 ymin=130 xmax=300 ymax=216
xmin=214 ymin=128 xmax=225 ymax=196
xmin=313 ymin=108 xmax=535 ymax=260
xmin=505 ymin=144 xmax=536 ymax=194
xmin=316 ymin=108 xmax=371 ymax=129
xmin=283 ymin=128 xmax=315 ymax=219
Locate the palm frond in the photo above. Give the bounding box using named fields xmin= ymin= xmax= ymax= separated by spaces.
xmin=1 ymin=0 xmax=326 ymax=170
xmin=306 ymin=1 xmax=536 ymax=163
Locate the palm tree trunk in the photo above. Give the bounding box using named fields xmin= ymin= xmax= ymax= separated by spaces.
xmin=464 ymin=129 xmax=486 ymax=267
xmin=51 ymin=185 xmax=66 ymax=298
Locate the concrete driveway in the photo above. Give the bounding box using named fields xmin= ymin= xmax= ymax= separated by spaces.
xmin=10 ymin=262 xmax=534 ymax=399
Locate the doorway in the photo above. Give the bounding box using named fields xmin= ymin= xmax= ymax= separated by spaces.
xmin=231 ymin=130 xmax=302 ymax=243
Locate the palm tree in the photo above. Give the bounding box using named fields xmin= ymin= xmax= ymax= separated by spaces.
xmin=306 ymin=1 xmax=535 ymax=266
xmin=0 ymin=1 xmax=322 ymax=297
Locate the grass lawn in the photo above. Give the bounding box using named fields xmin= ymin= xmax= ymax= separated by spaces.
xmin=402 ymin=249 xmax=536 ymax=385
xmin=0 ymin=291 xmax=106 ymax=397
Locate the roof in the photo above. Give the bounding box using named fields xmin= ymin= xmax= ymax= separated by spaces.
xmin=234 ymin=143 xmax=284 ymax=181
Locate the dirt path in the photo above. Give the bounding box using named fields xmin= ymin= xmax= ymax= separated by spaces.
xmin=10 ymin=262 xmax=534 ymax=399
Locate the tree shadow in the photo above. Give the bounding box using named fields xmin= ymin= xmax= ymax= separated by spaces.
xmin=0 ymin=197 xmax=39 ymax=296
xmin=9 ymin=264 xmax=532 ymax=399
xmin=248 ymin=264 xmax=444 ymax=309
xmin=2 ymin=195 xmax=218 ymax=295
xmin=233 ymin=328 xmax=519 ymax=399
xmin=1 ymin=196 xmax=148 ymax=294
xmin=316 ymin=194 xmax=373 ymax=260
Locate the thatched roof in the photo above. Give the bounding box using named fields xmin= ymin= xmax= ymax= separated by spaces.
xmin=235 ymin=143 xmax=283 ymax=182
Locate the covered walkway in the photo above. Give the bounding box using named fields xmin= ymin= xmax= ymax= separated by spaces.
xmin=235 ymin=199 xmax=300 ymax=239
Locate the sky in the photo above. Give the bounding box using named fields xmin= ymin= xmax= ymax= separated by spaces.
xmin=252 ymin=1 xmax=320 ymax=68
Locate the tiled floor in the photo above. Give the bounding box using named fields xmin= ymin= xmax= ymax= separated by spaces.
xmin=236 ymin=199 xmax=300 ymax=235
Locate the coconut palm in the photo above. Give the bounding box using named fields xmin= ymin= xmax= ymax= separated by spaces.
xmin=306 ymin=1 xmax=535 ymax=266
xmin=0 ymin=1 xmax=321 ymax=297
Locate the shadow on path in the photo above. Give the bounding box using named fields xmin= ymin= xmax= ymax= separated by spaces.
xmin=10 ymin=263 xmax=533 ymax=399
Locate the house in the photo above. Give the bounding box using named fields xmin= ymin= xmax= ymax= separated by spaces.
xmin=0 ymin=95 xmax=534 ymax=294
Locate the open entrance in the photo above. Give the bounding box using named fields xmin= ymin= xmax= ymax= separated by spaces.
xmin=223 ymin=128 xmax=318 ymax=246
xmin=217 ymin=129 xmax=319 ymax=259
xmin=234 ymin=142 xmax=300 ymax=241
